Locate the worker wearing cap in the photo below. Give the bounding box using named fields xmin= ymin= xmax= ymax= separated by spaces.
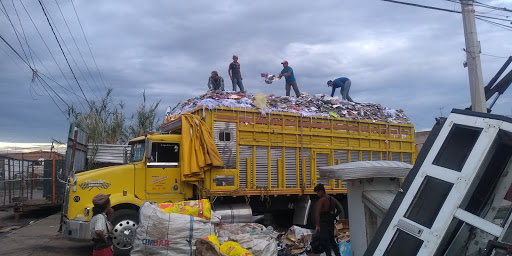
xmin=278 ymin=61 xmax=300 ymax=97
xmin=208 ymin=71 xmax=225 ymax=91
xmin=90 ymin=193 xmax=114 ymax=256
xmin=228 ymin=55 xmax=245 ymax=92
xmin=327 ymin=77 xmax=353 ymax=102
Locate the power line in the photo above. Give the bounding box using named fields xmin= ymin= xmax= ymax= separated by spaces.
xmin=39 ymin=0 xmax=101 ymax=101
xmin=476 ymin=16 xmax=512 ymax=31
xmin=54 ymin=0 xmax=104 ymax=98
xmin=36 ymin=76 xmax=70 ymax=120
xmin=474 ymin=1 xmax=512 ymax=13
xmin=0 ymin=1 xmax=30 ymax=67
xmin=381 ymin=0 xmax=512 ymax=22
xmin=70 ymin=0 xmax=108 ymax=91
xmin=19 ymin=0 xmax=86 ymax=112
xmin=37 ymin=0 xmax=91 ymax=107
xmin=481 ymin=53 xmax=510 ymax=59
xmin=11 ymin=0 xmax=36 ymax=69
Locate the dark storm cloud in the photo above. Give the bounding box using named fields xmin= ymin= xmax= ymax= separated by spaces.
xmin=1 ymin=0 xmax=511 ymax=144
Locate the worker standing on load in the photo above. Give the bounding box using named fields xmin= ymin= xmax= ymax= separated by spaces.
xmin=90 ymin=193 xmax=114 ymax=256
xmin=278 ymin=60 xmax=300 ymax=97
xmin=328 ymin=77 xmax=353 ymax=102
xmin=315 ymin=184 xmax=342 ymax=256
xmin=228 ymin=55 xmax=245 ymax=92
xmin=208 ymin=71 xmax=225 ymax=91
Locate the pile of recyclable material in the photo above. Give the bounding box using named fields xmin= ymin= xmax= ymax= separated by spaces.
xmin=173 ymin=91 xmax=411 ymax=124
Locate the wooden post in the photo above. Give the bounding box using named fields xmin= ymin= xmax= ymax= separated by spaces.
xmin=52 ymin=152 xmax=56 ymax=204
xmin=30 ymin=164 xmax=34 ymax=200
xmin=8 ymin=159 xmax=11 ymax=203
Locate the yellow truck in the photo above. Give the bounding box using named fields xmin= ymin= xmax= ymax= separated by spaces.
xmin=61 ymin=96 xmax=416 ymax=255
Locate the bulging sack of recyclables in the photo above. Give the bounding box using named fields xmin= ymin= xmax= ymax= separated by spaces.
xmin=159 ymin=199 xmax=212 ymax=219
xmin=131 ymin=202 xmax=215 ymax=256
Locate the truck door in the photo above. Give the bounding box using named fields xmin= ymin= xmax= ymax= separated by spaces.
xmin=145 ymin=142 xmax=183 ymax=201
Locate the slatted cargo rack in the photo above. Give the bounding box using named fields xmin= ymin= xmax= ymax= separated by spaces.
xmin=163 ymin=106 xmax=416 ymax=196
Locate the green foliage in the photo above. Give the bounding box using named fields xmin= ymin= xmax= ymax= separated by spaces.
xmin=70 ymin=88 xmax=127 ymax=145
xmin=127 ymin=90 xmax=161 ymax=138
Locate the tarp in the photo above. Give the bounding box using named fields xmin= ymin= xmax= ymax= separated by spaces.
xmin=180 ymin=113 xmax=224 ymax=181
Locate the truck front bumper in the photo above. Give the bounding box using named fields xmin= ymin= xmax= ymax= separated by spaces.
xmin=61 ymin=217 xmax=91 ymax=241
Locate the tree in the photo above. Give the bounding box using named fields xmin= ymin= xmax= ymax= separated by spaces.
xmin=70 ymin=88 xmax=127 ymax=145
xmin=127 ymin=90 xmax=161 ymax=138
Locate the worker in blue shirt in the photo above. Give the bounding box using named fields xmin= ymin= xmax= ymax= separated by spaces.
xmin=278 ymin=61 xmax=300 ymax=97
xmin=327 ymin=77 xmax=353 ymax=102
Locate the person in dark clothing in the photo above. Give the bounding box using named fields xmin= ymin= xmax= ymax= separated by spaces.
xmin=228 ymin=55 xmax=244 ymax=92
xmin=314 ymin=184 xmax=342 ymax=256
xmin=328 ymin=77 xmax=353 ymax=102
xmin=208 ymin=71 xmax=225 ymax=91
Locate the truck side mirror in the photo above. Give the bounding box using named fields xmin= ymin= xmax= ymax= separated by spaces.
xmin=145 ymin=138 xmax=152 ymax=161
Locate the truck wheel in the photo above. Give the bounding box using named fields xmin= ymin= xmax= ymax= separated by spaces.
xmin=111 ymin=209 xmax=139 ymax=256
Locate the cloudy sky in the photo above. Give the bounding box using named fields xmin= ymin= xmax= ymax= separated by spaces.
xmin=1 ymin=0 xmax=511 ymax=147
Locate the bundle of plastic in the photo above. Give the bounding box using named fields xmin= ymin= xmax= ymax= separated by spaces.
xmin=260 ymin=73 xmax=281 ymax=84
xmin=159 ymin=199 xmax=212 ymax=219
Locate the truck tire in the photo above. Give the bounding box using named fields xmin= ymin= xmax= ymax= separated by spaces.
xmin=111 ymin=209 xmax=139 ymax=256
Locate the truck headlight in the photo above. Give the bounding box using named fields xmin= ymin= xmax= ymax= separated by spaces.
xmin=72 ymin=186 xmax=76 ymax=192
xmin=84 ymin=207 xmax=90 ymax=216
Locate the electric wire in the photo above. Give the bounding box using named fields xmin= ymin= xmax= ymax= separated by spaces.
xmin=37 ymin=0 xmax=91 ymax=107
xmin=39 ymin=0 xmax=101 ymax=101
xmin=476 ymin=16 xmax=512 ymax=31
xmin=70 ymin=0 xmax=108 ymax=91
xmin=0 ymin=1 xmax=30 ymax=66
xmin=36 ymin=75 xmax=70 ymax=120
xmin=11 ymin=0 xmax=35 ymax=69
xmin=19 ymin=0 xmax=86 ymax=112
xmin=0 ymin=32 xmax=71 ymax=116
xmin=481 ymin=53 xmax=510 ymax=59
xmin=54 ymin=0 xmax=104 ymax=98
xmin=7 ymin=1 xmax=82 ymax=112
xmin=381 ymin=0 xmax=512 ymax=22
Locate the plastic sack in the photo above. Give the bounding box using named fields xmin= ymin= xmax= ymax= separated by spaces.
xmin=204 ymin=234 xmax=221 ymax=249
xmin=253 ymin=93 xmax=267 ymax=110
xmin=194 ymin=239 xmax=227 ymax=256
xmin=159 ymin=199 xmax=212 ymax=219
xmin=229 ymin=233 xmax=277 ymax=256
xmin=220 ymin=241 xmax=253 ymax=256
xmin=131 ymin=202 xmax=214 ymax=256
xmin=339 ymin=241 xmax=351 ymax=256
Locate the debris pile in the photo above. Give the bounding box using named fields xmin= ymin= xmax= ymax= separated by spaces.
xmin=173 ymin=91 xmax=411 ymax=124
xmin=336 ymin=219 xmax=350 ymax=243
xmin=278 ymin=225 xmax=313 ymax=255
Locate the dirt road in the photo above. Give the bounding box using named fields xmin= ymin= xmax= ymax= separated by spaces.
xmin=0 ymin=213 xmax=91 ymax=256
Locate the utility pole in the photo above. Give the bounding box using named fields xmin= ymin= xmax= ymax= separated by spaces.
xmin=460 ymin=0 xmax=487 ymax=113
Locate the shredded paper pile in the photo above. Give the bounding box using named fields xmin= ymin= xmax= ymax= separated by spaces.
xmin=173 ymin=91 xmax=411 ymax=124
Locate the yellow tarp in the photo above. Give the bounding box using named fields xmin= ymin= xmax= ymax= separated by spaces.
xmin=181 ymin=113 xmax=224 ymax=181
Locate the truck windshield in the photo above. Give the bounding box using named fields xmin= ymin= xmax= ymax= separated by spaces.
xmin=130 ymin=141 xmax=145 ymax=162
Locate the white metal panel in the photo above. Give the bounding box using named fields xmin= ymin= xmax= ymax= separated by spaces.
xmin=238 ymin=146 xmax=252 ymax=188
xmin=255 ymin=147 xmax=268 ymax=187
xmin=285 ymin=148 xmax=297 ymax=188
xmin=374 ymin=113 xmax=503 ymax=255
xmin=270 ymin=147 xmax=281 ymax=188
xmin=350 ymin=150 xmax=360 ymax=162
xmin=316 ymin=153 xmax=329 ymax=186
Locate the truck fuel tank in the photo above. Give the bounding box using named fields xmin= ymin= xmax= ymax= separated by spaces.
xmin=212 ymin=204 xmax=252 ymax=223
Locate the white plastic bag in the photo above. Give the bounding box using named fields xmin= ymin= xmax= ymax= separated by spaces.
xmin=131 ymin=202 xmax=214 ymax=256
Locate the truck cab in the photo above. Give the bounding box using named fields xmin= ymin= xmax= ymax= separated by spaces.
xmin=61 ymin=133 xmax=193 ymax=255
